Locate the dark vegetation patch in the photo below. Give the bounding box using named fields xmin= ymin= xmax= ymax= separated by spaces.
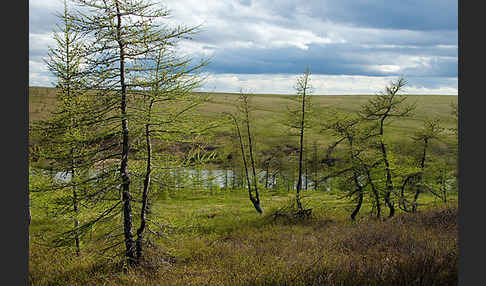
xmin=30 ymin=204 xmax=457 ymax=285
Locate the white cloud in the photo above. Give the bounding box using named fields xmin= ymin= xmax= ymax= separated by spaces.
xmin=29 ymin=59 xmax=54 ymax=86
xmin=197 ymin=73 xmax=457 ymax=95
xmin=29 ymin=0 xmax=457 ymax=93
xmin=29 ymin=72 xmax=54 ymax=87
xmin=29 ymin=33 xmax=55 ymax=55
xmin=164 ymin=0 xmax=346 ymax=51
xmin=176 ymin=41 xmax=217 ymax=58
xmin=250 ymin=24 xmax=346 ymax=50
xmin=436 ymin=45 xmax=457 ymax=49
xmin=368 ymin=65 xmax=402 ymax=73
xmin=404 ymin=85 xmax=457 ymax=95
xmin=29 ymin=0 xmax=63 ymax=10
xmin=29 ymin=60 xmax=48 ymax=73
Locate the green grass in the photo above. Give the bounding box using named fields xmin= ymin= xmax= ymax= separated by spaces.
xmin=29 ymin=87 xmax=457 ymax=143
xmin=29 ymin=86 xmax=458 ymax=285
xmin=28 ymin=86 xmax=458 ymax=173
xmin=195 ymin=91 xmax=457 ymax=147
xmin=29 ymin=186 xmax=457 ymax=285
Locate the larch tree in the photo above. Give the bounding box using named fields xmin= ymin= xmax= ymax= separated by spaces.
xmin=29 ymin=0 xmax=102 ymax=255
xmin=65 ymin=0 xmax=203 ymax=265
xmin=359 ymin=78 xmax=415 ymax=218
xmin=285 ymin=67 xmax=313 ymax=212
xmin=129 ymin=46 xmax=209 ymax=263
xmin=226 ymin=92 xmax=263 ymax=214
xmin=321 ymin=109 xmax=386 ymax=220
xmin=323 ymin=112 xmax=366 ymax=220
xmin=409 ymin=118 xmax=444 ymax=211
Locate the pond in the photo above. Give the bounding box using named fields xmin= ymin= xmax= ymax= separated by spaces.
xmin=52 ymin=168 xmax=332 ymax=191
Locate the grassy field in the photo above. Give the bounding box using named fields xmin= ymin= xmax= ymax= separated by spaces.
xmin=199 ymin=91 xmax=457 ymax=152
xmin=29 ymin=86 xmax=458 ymax=158
xmin=28 ymin=87 xmax=457 ymax=131
xmin=29 ymin=187 xmax=457 ymax=285
xmin=29 ymin=86 xmax=458 ymax=285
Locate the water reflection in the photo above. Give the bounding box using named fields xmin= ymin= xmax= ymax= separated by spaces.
xmin=52 ymin=168 xmax=332 ymax=191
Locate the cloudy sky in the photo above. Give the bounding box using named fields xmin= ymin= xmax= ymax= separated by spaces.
xmin=29 ymin=0 xmax=458 ymax=95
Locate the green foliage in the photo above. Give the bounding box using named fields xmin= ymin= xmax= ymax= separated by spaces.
xmin=28 ymin=0 xmax=217 ymax=264
xmin=29 ymin=0 xmax=113 ymax=254
xmin=29 ymin=1 xmax=459 ymax=278
xmin=283 ymin=67 xmax=315 ymax=137
xmin=29 ymin=188 xmax=458 ymax=285
xmin=359 ymin=77 xmax=416 ymax=122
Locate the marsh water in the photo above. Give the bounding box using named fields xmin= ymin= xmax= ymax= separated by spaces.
xmin=48 ymin=166 xmax=456 ymax=193
xmin=53 ymin=168 xmax=332 ymax=191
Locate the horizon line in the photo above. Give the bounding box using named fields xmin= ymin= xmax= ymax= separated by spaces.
xmin=28 ymin=86 xmax=458 ymax=97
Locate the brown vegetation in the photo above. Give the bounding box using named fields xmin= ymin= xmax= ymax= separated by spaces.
xmin=30 ymin=204 xmax=457 ymax=285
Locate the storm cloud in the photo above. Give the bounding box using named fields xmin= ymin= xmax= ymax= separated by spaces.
xmin=29 ymin=0 xmax=458 ymax=94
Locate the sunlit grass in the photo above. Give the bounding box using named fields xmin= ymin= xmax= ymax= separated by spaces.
xmin=28 ymin=86 xmax=458 ymax=285
xmin=29 ymin=186 xmax=457 ymax=285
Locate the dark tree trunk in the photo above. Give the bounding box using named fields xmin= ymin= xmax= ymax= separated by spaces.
xmin=244 ymin=100 xmax=262 ymax=214
xmin=66 ymin=63 xmax=81 ymax=256
xmin=231 ymin=166 xmax=236 ymax=190
xmin=366 ymin=167 xmax=381 ymax=218
xmin=296 ymin=87 xmax=306 ymax=210
xmin=379 ymin=116 xmax=395 ymax=218
xmin=71 ymin=167 xmax=80 ymax=256
xmin=399 ymin=174 xmax=417 ymax=212
xmin=412 ymin=185 xmax=420 ymax=212
xmin=65 ymin=33 xmax=80 ymax=256
xmin=231 ymin=114 xmax=262 ymax=214
xmin=348 ymin=137 xmax=363 ymax=221
xmin=350 ymin=185 xmax=363 ymax=221
xmin=412 ymin=138 xmax=428 ymax=212
xmin=136 ymin=120 xmax=152 ymax=262
xmin=116 ymin=4 xmax=136 ymax=266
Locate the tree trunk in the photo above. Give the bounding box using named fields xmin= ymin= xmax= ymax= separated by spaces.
xmin=366 ymin=167 xmax=381 ymax=218
xmin=412 ymin=138 xmax=428 ymax=212
xmin=296 ymin=86 xmax=306 ymax=210
xmin=66 ymin=40 xmax=80 ymax=255
xmin=136 ymin=121 xmax=152 ymax=262
xmin=399 ymin=174 xmax=417 ymax=212
xmin=244 ymin=99 xmax=262 ymax=214
xmin=232 ymin=114 xmax=262 ymax=214
xmin=350 ymin=185 xmax=363 ymax=220
xmin=379 ymin=117 xmax=395 ymax=218
xmin=349 ymin=137 xmax=363 ymax=220
xmin=71 ymin=165 xmax=80 ymax=256
xmin=116 ymin=4 xmax=136 ymax=266
xmin=231 ymin=166 xmax=236 ymax=190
